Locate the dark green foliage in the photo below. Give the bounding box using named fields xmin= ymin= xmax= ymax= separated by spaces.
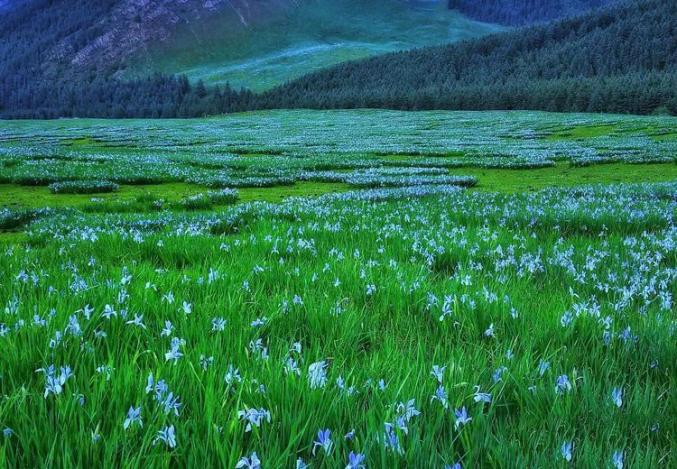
xmin=12 ymin=175 xmax=67 ymax=186
xmin=0 ymin=72 xmax=253 ymax=119
xmin=0 ymin=208 xmax=38 ymax=230
xmin=256 ymin=0 xmax=677 ymax=115
xmin=209 ymin=211 xmax=257 ymax=235
xmin=191 ymin=175 xmax=296 ymax=189
xmin=448 ymin=0 xmax=614 ymax=25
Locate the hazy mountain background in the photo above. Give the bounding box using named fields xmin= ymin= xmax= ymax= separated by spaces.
xmin=139 ymin=0 xmax=510 ymax=92
xmin=1 ymin=0 xmax=672 ymax=118
xmin=0 ymin=0 xmax=506 ymax=92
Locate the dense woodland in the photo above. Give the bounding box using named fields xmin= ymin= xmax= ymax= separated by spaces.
xmin=448 ymin=0 xmax=615 ymax=25
xmin=0 ymin=0 xmax=117 ymax=85
xmin=0 ymin=0 xmax=675 ymax=117
xmin=257 ymin=0 xmax=677 ymax=115
xmin=1 ymin=73 xmax=254 ymax=119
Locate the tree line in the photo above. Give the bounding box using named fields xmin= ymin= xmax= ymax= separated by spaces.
xmin=447 ymin=0 xmax=614 ymax=26
xmin=0 ymin=0 xmax=255 ymax=118
xmin=0 ymin=74 xmax=254 ymax=119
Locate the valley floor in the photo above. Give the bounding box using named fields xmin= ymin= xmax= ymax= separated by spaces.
xmin=1 ymin=109 xmax=675 ymax=216
xmin=1 ymin=162 xmax=675 ymax=213
xmin=0 ymin=110 xmax=675 ymax=467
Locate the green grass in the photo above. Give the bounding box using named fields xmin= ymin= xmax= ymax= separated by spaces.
xmin=545 ymin=124 xmax=618 ymax=140
xmin=1 ymin=163 xmax=674 ymax=212
xmin=64 ymin=137 xmax=98 ymax=148
xmin=450 ymin=162 xmax=677 ymax=192
xmin=0 ymin=183 xmax=674 ymax=467
xmin=0 ymin=182 xmax=350 ymax=211
xmin=0 ymin=110 xmax=675 ymax=467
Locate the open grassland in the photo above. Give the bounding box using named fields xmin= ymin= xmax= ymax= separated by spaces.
xmin=0 ymin=110 xmax=675 ymax=467
xmin=1 ymin=110 xmax=675 ymax=217
xmin=1 ymin=163 xmax=675 ymax=213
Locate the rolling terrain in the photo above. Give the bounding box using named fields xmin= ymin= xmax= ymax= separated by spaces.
xmin=258 ymin=0 xmax=677 ymax=114
xmin=139 ymin=1 xmax=506 ymax=91
xmin=0 ymin=110 xmax=675 ymax=466
xmin=0 ymin=0 xmax=630 ymax=119
xmin=2 ymin=0 xmax=662 ymax=117
xmin=0 ymin=0 xmax=504 ymax=92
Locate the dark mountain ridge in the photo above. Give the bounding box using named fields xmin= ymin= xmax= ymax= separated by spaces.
xmin=0 ymin=0 xmax=295 ymax=78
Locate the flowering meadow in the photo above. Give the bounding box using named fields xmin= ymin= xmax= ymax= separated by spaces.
xmin=0 ymin=110 xmax=675 ymax=467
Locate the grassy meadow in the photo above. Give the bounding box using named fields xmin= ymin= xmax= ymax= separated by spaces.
xmin=0 ymin=110 xmax=675 ymax=467
xmin=137 ymin=1 xmax=505 ymax=91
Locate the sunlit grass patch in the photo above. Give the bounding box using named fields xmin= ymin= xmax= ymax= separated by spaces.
xmin=545 ymin=124 xmax=617 ymax=140
xmin=448 ymin=162 xmax=677 ymax=193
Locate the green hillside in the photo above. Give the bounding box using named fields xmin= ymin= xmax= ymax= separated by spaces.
xmin=255 ymin=0 xmax=677 ymax=114
xmin=132 ymin=0 xmax=505 ymax=91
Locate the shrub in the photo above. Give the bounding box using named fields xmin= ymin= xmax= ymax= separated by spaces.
xmin=179 ymin=194 xmax=213 ymax=210
xmin=49 ymin=180 xmax=120 ymax=194
xmin=13 ymin=175 xmax=63 ymax=186
xmin=178 ymin=189 xmax=239 ymax=210
xmin=1 ymin=159 xmax=20 ymax=168
xmin=192 ymin=175 xmax=295 ymax=188
xmin=345 ymin=174 xmax=477 ymax=188
xmin=207 ymin=189 xmax=240 ymax=205
xmin=0 ymin=208 xmax=38 ymax=230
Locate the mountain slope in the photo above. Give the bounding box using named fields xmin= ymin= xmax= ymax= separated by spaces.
xmin=0 ymin=0 xmax=295 ymax=79
xmin=2 ymin=0 xmax=671 ymax=118
xmin=0 ymin=0 xmax=504 ymax=92
xmin=448 ymin=0 xmax=616 ymax=26
xmin=256 ymin=0 xmax=677 ymax=114
xmin=0 ymin=0 xmax=504 ymax=118
xmin=130 ymin=0 xmax=505 ymax=91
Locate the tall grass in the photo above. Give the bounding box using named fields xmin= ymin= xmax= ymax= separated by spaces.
xmin=0 ymin=182 xmax=674 ymax=467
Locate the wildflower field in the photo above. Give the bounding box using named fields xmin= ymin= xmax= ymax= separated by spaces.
xmin=0 ymin=110 xmax=675 ymax=468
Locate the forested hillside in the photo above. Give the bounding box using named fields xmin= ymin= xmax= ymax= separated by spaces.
xmin=448 ymin=0 xmax=615 ymax=25
xmin=0 ymin=0 xmax=673 ymax=117
xmin=0 ymin=0 xmax=502 ymax=118
xmin=0 ymin=0 xmax=256 ymax=118
xmin=0 ymin=0 xmax=294 ymax=76
xmin=256 ymin=0 xmax=676 ymax=115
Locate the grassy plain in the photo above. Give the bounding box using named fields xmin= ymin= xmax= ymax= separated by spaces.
xmin=1 ymin=163 xmax=676 ymax=212
xmin=0 ymin=110 xmax=675 ymax=467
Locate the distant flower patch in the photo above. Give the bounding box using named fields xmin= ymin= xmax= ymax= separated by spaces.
xmin=193 ymin=175 xmax=296 ymax=189
xmin=344 ymin=174 xmax=477 ymax=189
xmin=49 ymin=180 xmax=119 ymax=194
xmin=179 ymin=189 xmax=240 ymax=210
